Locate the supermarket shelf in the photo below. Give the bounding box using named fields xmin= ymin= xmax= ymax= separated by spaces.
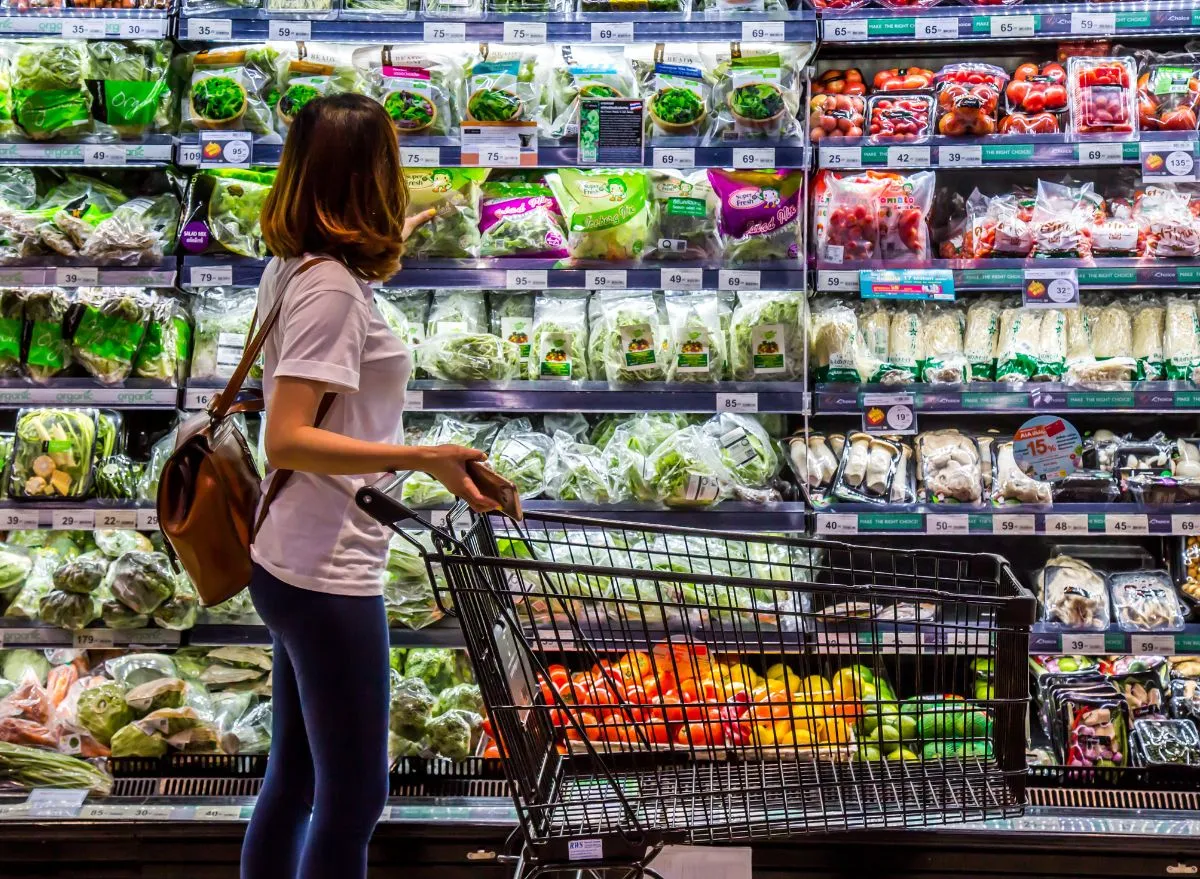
xmin=0 ymin=261 xmax=177 ymax=288
xmin=813 ymin=504 xmax=1200 ymax=538
xmin=813 ymin=382 xmax=1200 ymax=414
xmin=176 ymin=134 xmax=809 ymax=170
xmin=0 ymin=9 xmax=169 ymax=39
xmin=815 ymin=259 xmax=1200 ymax=293
xmin=0 ymin=379 xmax=178 ymax=409
xmin=820 ymin=0 xmax=1200 ymax=43
xmin=0 ymin=501 xmax=158 ymax=532
xmin=0 ymin=136 xmax=173 ymax=167
xmin=484 ymin=499 xmax=807 ymax=529
xmin=182 ymin=255 xmax=808 ymax=292
xmin=817 ymin=132 xmax=1185 ymax=172
xmin=1029 ymin=623 xmax=1200 ymax=656
xmin=190 ymin=619 xmax=469 ymax=648
xmin=177 ymin=9 xmax=817 ymax=42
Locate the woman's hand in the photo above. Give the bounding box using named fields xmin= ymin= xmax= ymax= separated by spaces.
xmin=418 ymin=444 xmax=498 ymax=513
xmin=402 ymin=208 xmax=437 ymax=243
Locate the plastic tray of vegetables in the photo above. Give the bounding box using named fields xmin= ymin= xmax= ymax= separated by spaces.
xmin=8 ymin=408 xmax=99 ymax=500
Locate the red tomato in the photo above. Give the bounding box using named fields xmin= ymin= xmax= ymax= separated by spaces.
xmin=676 ymin=722 xmax=724 ymax=748
xmin=546 ymin=665 xmax=569 ymax=688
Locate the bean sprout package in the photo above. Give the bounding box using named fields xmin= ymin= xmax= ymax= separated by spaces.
xmin=705 ymin=44 xmax=803 ymax=142
xmin=707 ymin=169 xmax=802 ymax=264
xmin=546 ymin=168 xmax=650 ymax=262
xmin=478 ymin=179 xmax=568 ymax=259
xmin=550 ymin=46 xmax=637 ymax=140
xmin=630 ymin=44 xmax=714 ymax=140
xmin=403 ymin=168 xmax=488 ymax=259
xmin=176 ymin=46 xmax=279 ymax=138
xmin=352 ymin=46 xmax=456 ymax=138
xmin=818 ymin=171 xmax=934 ymax=263
xmin=461 ymin=45 xmax=552 ymax=135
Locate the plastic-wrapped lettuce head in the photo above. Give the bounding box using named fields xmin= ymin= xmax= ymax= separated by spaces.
xmin=600 ymin=290 xmax=669 ymax=384
xmin=426 ymin=709 xmax=477 ymax=761
xmin=489 ymin=418 xmax=551 ymax=500
xmin=388 ymin=729 xmax=424 ymax=761
xmin=1 ymin=648 xmax=49 ymax=685
xmin=153 ymin=574 xmax=199 ymax=631
xmin=104 ymin=551 xmax=174 ymax=615
xmin=0 ymin=543 xmax=32 ymax=599
xmin=433 ymin=682 xmax=483 ymax=716
xmin=94 ymin=530 xmax=154 ymax=558
xmin=529 ymin=291 xmax=589 ymax=381
xmin=415 ymin=332 xmax=521 ymax=381
xmin=98 ymin=585 xmax=150 ymax=630
xmin=601 ymin=413 xmax=687 ymax=502
xmin=110 ymin=722 xmax=167 ymax=758
xmin=645 ymin=425 xmax=731 ymax=507
xmin=728 ymin=289 xmax=803 ymax=382
xmin=400 ymin=416 xmax=500 ymax=508
xmin=51 ymin=552 xmax=108 ymax=595
xmin=403 ymin=648 xmax=461 ymax=693
xmin=544 ymin=430 xmax=615 ymax=503
xmin=125 ymin=678 xmax=186 ymax=716
xmin=77 ymin=681 xmax=135 ymax=746
xmin=39 ymin=589 xmax=99 ymax=631
xmin=106 ymin=652 xmax=177 ymax=688
xmin=702 ymin=412 xmax=779 ymax=488
xmin=390 ymin=673 xmax=435 ymax=736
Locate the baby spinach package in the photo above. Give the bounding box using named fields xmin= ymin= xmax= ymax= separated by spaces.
xmin=529 ymin=291 xmax=588 ymax=381
xmin=10 ymin=41 xmax=92 ymax=142
xmin=705 ymin=44 xmax=803 ymax=142
xmin=478 ymin=180 xmax=568 ymax=259
xmin=176 ymin=46 xmax=278 ymax=137
xmin=546 ymin=168 xmax=650 ymax=262
xmin=404 ymin=168 xmax=488 ymax=260
xmin=86 ymin=41 xmax=172 ymax=139
xmin=600 ymin=290 xmax=669 ymax=384
xmin=665 ymin=291 xmax=725 ymax=384
xmin=272 ymin=44 xmax=363 ymax=134
xmin=461 ymin=45 xmax=551 ymax=133
xmin=631 ymin=43 xmax=714 ymax=139
xmin=728 ymin=289 xmax=803 ymax=381
xmin=707 ymin=168 xmax=803 ymax=264
xmin=353 ymin=46 xmax=456 ymax=138
xmin=550 ymin=46 xmax=637 ymax=140
xmin=647 ymin=170 xmax=719 ymax=261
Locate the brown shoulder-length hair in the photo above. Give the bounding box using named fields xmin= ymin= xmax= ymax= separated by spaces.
xmin=261 ymin=93 xmax=408 ymax=282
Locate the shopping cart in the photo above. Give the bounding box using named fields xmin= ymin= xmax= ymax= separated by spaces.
xmin=359 ymin=474 xmax=1036 ymax=879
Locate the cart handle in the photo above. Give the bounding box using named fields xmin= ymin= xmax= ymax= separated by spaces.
xmin=355 ymin=470 xmax=465 ymax=549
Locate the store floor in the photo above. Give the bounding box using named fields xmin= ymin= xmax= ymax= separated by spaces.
xmin=0 ymin=805 xmax=1197 ymax=879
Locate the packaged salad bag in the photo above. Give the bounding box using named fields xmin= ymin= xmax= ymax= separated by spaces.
xmin=86 ymin=41 xmax=172 ymax=139
xmin=460 ymin=45 xmax=552 ymax=134
xmin=489 ymin=292 xmax=534 ymax=363
xmin=133 ymin=295 xmax=192 ymax=387
xmin=176 ymin=46 xmax=278 ymax=137
xmin=10 ymin=41 xmax=92 ymax=141
xmin=705 ymin=43 xmax=803 ymax=142
xmin=23 ymin=287 xmax=71 ymax=384
xmin=546 ymin=168 xmax=650 ymax=262
xmin=8 ymin=408 xmax=100 ymax=500
xmin=70 ymin=287 xmax=152 ymax=385
xmin=189 ymin=287 xmax=258 ymax=381
xmin=529 ymin=290 xmax=588 ymax=380
xmin=272 ymin=44 xmax=363 ymax=134
xmin=353 ymin=45 xmax=457 ymax=138
xmin=403 ymin=168 xmax=488 ymax=260
xmin=631 ymin=43 xmax=714 ymax=140
xmin=728 ymin=289 xmax=803 ymax=381
xmin=478 ymin=179 xmax=569 ymax=259
xmin=646 ymin=169 xmax=719 ymax=261
xmin=180 ymin=169 xmax=275 ymax=259
xmin=599 ymin=289 xmax=670 ymax=384
xmin=550 ymin=46 xmax=638 ymax=140
xmin=707 ymin=168 xmax=803 ymax=263
xmin=665 ymin=291 xmax=725 ymax=383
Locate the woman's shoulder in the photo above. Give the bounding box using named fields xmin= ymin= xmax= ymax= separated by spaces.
xmin=283 ymin=255 xmax=372 ymax=306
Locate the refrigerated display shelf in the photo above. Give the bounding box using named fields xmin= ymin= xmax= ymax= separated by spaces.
xmin=816 ymin=259 xmax=1200 ymax=293
xmin=1029 ymin=623 xmax=1200 ymax=656
xmin=0 ymin=9 xmax=170 ymax=40
xmin=813 ymin=505 xmax=1200 ymax=538
xmin=0 ymin=502 xmax=158 ymax=532
xmin=176 ymin=135 xmax=809 ymax=171
xmin=0 ymin=262 xmax=177 ymax=288
xmin=813 ymin=382 xmax=1200 ymax=414
xmin=177 ymin=9 xmax=817 ymax=43
xmin=0 ymin=379 xmax=179 ymax=409
xmin=820 ymin=0 xmax=1200 ymax=43
xmin=183 ymin=256 xmax=808 ymax=292
xmin=0 ymin=136 xmax=174 ymax=167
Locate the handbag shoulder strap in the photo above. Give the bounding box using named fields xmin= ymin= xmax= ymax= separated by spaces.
xmin=252 ymin=390 xmax=335 ymax=540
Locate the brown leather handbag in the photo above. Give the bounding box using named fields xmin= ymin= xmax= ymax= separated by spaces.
xmin=157 ymin=257 xmax=334 ymax=606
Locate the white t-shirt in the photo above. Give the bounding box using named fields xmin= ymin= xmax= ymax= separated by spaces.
xmin=251 ymin=255 xmax=411 ymax=597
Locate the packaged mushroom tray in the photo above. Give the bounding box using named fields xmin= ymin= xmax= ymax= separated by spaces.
xmin=789 ymin=427 xmax=1200 ymax=509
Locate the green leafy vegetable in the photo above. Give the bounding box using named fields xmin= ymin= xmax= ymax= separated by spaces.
xmin=77 ymin=681 xmax=134 ymax=746
xmin=0 ymin=740 xmax=112 ymax=795
xmin=729 ymin=290 xmax=803 ymax=381
xmin=415 ymin=332 xmax=521 ymax=381
xmin=546 ymin=168 xmax=649 ymax=262
xmin=489 ymin=419 xmax=551 ymax=499
xmin=9 ymin=408 xmax=98 ymax=499
xmin=70 ymin=287 xmax=152 ymax=385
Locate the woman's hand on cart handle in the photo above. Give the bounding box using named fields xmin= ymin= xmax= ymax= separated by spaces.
xmin=416 ymin=444 xmax=499 ymax=514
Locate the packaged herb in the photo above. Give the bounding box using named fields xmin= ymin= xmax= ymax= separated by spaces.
xmin=706 ymin=44 xmax=803 ymax=142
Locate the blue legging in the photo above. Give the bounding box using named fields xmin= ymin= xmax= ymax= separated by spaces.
xmin=241 ymin=564 xmax=391 ymax=879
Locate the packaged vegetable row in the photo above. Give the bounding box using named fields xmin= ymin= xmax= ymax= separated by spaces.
xmin=184 ymin=0 xmax=727 ymax=16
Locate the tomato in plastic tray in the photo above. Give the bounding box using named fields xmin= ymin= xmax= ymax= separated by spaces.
xmin=998 ymin=112 xmax=1061 ymax=134
xmin=819 ymin=170 xmax=934 ymax=262
xmin=1137 ymin=63 xmax=1200 ymax=132
xmin=1005 ymin=62 xmax=1068 ymax=115
xmin=873 ymin=67 xmax=935 ymax=92
xmin=1069 ymin=57 xmax=1137 ymax=135
xmin=809 ymin=94 xmax=865 ymax=142
xmin=934 ymin=63 xmax=1008 ymax=137
xmin=1135 ymin=186 xmax=1200 ymax=259
xmin=867 ymin=92 xmax=934 ymax=143
xmin=812 ymin=68 xmax=866 ymax=97
xmin=810 ymin=0 xmax=868 ymax=11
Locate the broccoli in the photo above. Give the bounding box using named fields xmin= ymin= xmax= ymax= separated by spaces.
xmin=425 ymin=710 xmax=477 ymax=762
xmin=390 ymin=674 xmax=435 ymax=736
xmin=433 ymin=682 xmax=483 ymax=717
xmin=403 ymin=649 xmax=460 ymax=693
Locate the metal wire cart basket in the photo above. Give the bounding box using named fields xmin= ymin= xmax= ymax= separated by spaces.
xmin=359 ymin=475 xmax=1036 ymax=878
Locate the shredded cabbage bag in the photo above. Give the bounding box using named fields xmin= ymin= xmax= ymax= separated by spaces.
xmin=729 ymin=289 xmax=803 ymax=381
xmin=600 ymin=290 xmax=669 ymax=384
xmin=546 ymin=169 xmax=649 ymax=263
xmin=403 ymin=168 xmax=488 ymax=260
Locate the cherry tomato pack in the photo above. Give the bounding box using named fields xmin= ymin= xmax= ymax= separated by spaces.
xmin=816 ymin=170 xmax=935 ymax=262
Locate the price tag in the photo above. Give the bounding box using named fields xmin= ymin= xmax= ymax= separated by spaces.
xmin=926 ymin=514 xmax=968 ymax=535
xmin=992 ymin=514 xmax=1034 ymax=535
xmin=815 ymin=513 xmax=858 ymax=535
xmin=886 ymin=146 xmax=930 ymax=168
xmin=1062 ymin=633 xmax=1106 ymax=654
xmin=861 ymin=392 xmax=916 ymax=435
xmin=880 ymin=631 xmax=920 ymax=651
xmin=82 ymin=145 xmax=126 ymax=167
xmin=136 ymin=508 xmax=160 ymax=530
xmin=823 ymin=18 xmax=868 ymax=41
xmin=199 ymin=131 xmax=253 ymax=169
xmin=73 ymin=629 xmax=116 ymax=649
xmin=1105 ymin=513 xmax=1148 ymax=535
xmin=652 ymin=148 xmax=695 ymax=169
xmin=817 ymin=270 xmax=859 ymax=292
xmin=26 ymin=789 xmax=87 ymax=819
xmin=189 ymin=265 xmax=233 ymax=287
xmin=0 ymin=508 xmax=40 ymax=530
xmin=1141 ymin=140 xmax=1197 ymax=182
xmin=505 ymin=270 xmax=547 ymax=290
xmin=124 ymin=805 xmax=173 ymax=820
xmin=718 ymin=270 xmax=760 ymax=291
xmin=820 ymin=146 xmax=862 ymax=169
xmin=1024 ymin=267 xmax=1079 ymax=308
xmin=53 ymin=509 xmax=94 ymax=530
xmin=54 ymin=267 xmax=98 ymax=286
xmin=732 ymin=147 xmax=775 ymax=169
xmin=1132 ymin=634 xmax=1176 ymax=655
xmin=80 ymin=804 xmax=129 ymax=820
xmin=914 ymin=17 xmax=958 ymax=39
xmin=660 ymin=267 xmax=703 ymax=290
xmin=990 ymin=15 xmax=1036 ymax=38
xmin=939 ymin=145 xmax=982 ymax=168
xmin=1076 ymin=142 xmax=1124 ymax=164
xmin=184 ymin=387 xmax=212 ymax=410
xmin=96 ymin=509 xmax=138 ymax=529
xmin=585 ymin=270 xmax=627 ymax=290
xmin=62 ymin=19 xmax=106 ymax=37
xmin=1070 ymin=11 xmax=1115 ymax=34
xmin=422 ymin=21 xmax=465 ymax=41
xmin=716 ymin=393 xmax=758 ymax=413
xmin=1046 ymin=514 xmax=1089 ymax=535
xmin=401 ymin=147 xmax=440 ymax=167
xmin=741 ymin=20 xmax=785 ymax=41
xmin=186 ymin=17 xmax=233 ymax=40
xmin=193 ymin=805 xmax=243 ymax=821
xmin=177 ymin=143 xmax=202 ymax=166
xmin=268 ymin=18 xmax=311 ymax=40
xmin=1173 ymin=514 xmax=1200 ymax=534
xmin=591 ymin=21 xmax=634 ymax=42
xmin=502 ymin=21 xmax=546 ymax=43
xmin=405 ymin=390 xmax=424 ymax=411
xmin=478 ymin=144 xmax=521 ymax=166
xmin=119 ymin=18 xmax=167 ymax=38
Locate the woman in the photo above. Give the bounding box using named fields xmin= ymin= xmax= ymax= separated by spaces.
xmin=241 ymin=93 xmax=495 ymax=879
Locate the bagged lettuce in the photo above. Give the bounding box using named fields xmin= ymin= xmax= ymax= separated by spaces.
xmin=544 ymin=430 xmax=614 ymax=503
xmin=70 ymin=287 xmax=152 ymax=385
xmin=488 ymin=292 xmax=534 ymax=363
xmin=665 ymin=291 xmax=725 ymax=383
xmin=415 ymin=332 xmax=520 ymax=381
xmin=645 ymin=425 xmax=731 ymax=508
xmin=702 ymin=412 xmax=779 ymax=488
xmin=177 ymin=46 xmax=278 ymax=137
xmin=180 ymin=169 xmax=274 ymax=260
xmin=528 ymin=291 xmax=588 ymax=380
xmin=426 ymin=291 xmax=485 ymax=336
xmin=632 ymin=43 xmax=714 ymax=140
xmin=272 ymin=45 xmax=362 ymax=134
xmin=599 ymin=290 xmax=669 ymax=384
xmin=708 ymin=169 xmax=803 ymax=264
xmin=547 ymin=168 xmax=649 ymax=262
xmin=706 ymin=44 xmax=803 ymax=142
xmin=353 ymin=46 xmax=455 ymax=138
xmin=134 ymin=295 xmax=192 ymax=386
xmin=189 ymin=287 xmax=256 ymax=381
xmin=86 ymin=40 xmax=172 ymax=139
xmin=11 ymin=41 xmax=91 ymax=141
xmin=400 ymin=416 xmax=499 ymax=508
xmin=404 ymin=169 xmax=488 ymax=260
xmin=489 ymin=418 xmax=551 ymax=499
xmin=478 ymin=180 xmax=568 ymax=259
xmin=729 ymin=289 xmax=803 ymax=381
xmin=23 ymin=287 xmax=70 ymax=384
xmin=647 ymin=170 xmax=720 ymax=262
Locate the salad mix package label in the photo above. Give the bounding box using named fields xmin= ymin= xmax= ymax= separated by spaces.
xmin=707 ymin=168 xmax=803 ymax=264
xmin=547 ymin=168 xmax=650 ymax=262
